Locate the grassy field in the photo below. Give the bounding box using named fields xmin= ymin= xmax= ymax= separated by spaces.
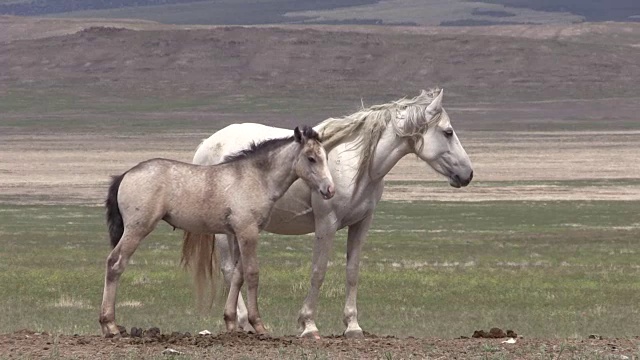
xmin=1 ymin=200 xmax=638 ymax=338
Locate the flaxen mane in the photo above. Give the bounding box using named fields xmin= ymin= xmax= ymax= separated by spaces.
xmin=319 ymin=89 xmax=443 ymax=182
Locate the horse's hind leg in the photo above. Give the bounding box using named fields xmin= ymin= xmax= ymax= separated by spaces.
xmin=99 ymin=227 xmax=153 ymax=337
xmin=217 ymin=234 xmax=254 ymax=332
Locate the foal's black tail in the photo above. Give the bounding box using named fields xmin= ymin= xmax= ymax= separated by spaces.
xmin=105 ymin=173 xmax=126 ymax=248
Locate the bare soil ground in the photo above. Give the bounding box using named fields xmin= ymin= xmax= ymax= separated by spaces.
xmin=3 ymin=329 xmax=639 ymax=359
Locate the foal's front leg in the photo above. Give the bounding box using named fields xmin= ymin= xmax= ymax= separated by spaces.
xmin=236 ymin=227 xmax=267 ymax=334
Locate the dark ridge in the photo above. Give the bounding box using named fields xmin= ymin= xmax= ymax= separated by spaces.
xmin=441 ymin=19 xmax=532 ymax=26
xmin=0 ymin=0 xmax=378 ymax=19
xmin=473 ymin=0 xmax=640 ymax=22
xmin=303 ymin=19 xmax=418 ymax=26
xmin=471 ymin=9 xmax=516 ymax=17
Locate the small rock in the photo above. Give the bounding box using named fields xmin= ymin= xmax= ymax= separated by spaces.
xmin=162 ymin=348 xmax=183 ymax=356
xmin=198 ymin=330 xmax=211 ymax=335
xmin=506 ymin=330 xmax=517 ymax=338
xmin=589 ymin=334 xmax=603 ymax=340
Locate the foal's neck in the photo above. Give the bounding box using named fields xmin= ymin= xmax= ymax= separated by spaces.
xmin=258 ymin=141 xmax=300 ymax=202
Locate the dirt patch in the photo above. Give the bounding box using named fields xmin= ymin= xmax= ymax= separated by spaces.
xmin=2 ymin=329 xmax=638 ymax=359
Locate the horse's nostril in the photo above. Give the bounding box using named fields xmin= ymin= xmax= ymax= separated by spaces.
xmin=325 ymin=184 xmax=335 ymax=197
xmin=469 ymin=170 xmax=474 ymax=182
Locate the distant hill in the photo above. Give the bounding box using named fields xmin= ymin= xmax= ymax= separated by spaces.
xmin=0 ymin=0 xmax=638 ymax=26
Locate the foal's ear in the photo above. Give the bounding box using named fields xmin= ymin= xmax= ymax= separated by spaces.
xmin=294 ymin=126 xmax=303 ymax=143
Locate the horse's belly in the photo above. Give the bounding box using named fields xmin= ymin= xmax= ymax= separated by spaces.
xmin=263 ymin=182 xmax=315 ymax=235
xmin=264 ymin=206 xmax=315 ymax=235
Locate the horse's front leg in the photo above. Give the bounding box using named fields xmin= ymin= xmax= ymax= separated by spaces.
xmin=342 ymin=214 xmax=374 ymax=338
xmin=236 ymin=227 xmax=267 ymax=334
xmin=298 ymin=216 xmax=339 ymax=339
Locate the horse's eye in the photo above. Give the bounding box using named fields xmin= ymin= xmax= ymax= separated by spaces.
xmin=444 ymin=129 xmax=454 ymax=137
xmin=307 ymin=157 xmax=317 ymax=163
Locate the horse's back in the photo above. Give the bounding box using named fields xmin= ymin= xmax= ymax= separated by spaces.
xmin=194 ymin=123 xmax=292 ymax=166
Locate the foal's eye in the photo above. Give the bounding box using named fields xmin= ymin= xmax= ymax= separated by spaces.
xmin=444 ymin=129 xmax=454 ymax=137
xmin=307 ymin=157 xmax=317 ymax=163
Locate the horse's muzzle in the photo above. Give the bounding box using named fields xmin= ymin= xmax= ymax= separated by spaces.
xmin=320 ymin=184 xmax=335 ymax=199
xmin=450 ymin=170 xmax=473 ymax=188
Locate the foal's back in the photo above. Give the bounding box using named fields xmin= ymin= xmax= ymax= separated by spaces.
xmin=118 ymin=158 xmax=256 ymax=235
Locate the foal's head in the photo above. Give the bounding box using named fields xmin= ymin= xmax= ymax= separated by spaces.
xmin=293 ymin=126 xmax=335 ymax=200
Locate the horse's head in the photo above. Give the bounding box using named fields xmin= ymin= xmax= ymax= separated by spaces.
xmin=396 ymin=89 xmax=473 ymax=188
xmin=294 ymin=126 xmax=335 ymax=199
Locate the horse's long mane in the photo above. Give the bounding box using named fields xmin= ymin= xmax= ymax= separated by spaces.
xmin=319 ymin=89 xmax=442 ymax=182
xmin=222 ymin=126 xmax=319 ymax=163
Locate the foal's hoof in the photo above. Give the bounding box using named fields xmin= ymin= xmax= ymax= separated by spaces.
xmin=300 ymin=330 xmax=321 ymax=340
xmin=100 ymin=322 xmax=125 ymax=338
xmin=344 ymin=329 xmax=364 ymax=339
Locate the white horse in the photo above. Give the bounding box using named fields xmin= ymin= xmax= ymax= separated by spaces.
xmin=182 ymin=89 xmax=473 ymax=338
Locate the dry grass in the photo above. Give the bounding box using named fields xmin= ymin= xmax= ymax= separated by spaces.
xmin=3 ymin=128 xmax=638 ymax=205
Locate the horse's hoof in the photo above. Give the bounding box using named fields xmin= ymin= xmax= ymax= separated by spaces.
xmin=344 ymin=329 xmax=364 ymax=339
xmin=300 ymin=330 xmax=321 ymax=340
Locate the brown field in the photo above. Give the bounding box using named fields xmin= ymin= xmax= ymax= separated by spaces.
xmin=1 ymin=15 xmax=640 ymax=359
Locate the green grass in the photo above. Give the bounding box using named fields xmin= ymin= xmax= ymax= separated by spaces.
xmin=0 ymin=201 xmax=639 ymax=338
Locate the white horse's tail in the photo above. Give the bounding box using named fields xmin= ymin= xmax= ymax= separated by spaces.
xmin=181 ymin=231 xmax=219 ymax=311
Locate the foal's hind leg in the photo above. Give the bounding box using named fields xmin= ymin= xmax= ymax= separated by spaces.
xmin=217 ymin=234 xmax=254 ymax=332
xmin=223 ymin=234 xmax=244 ymax=332
xmin=99 ymin=227 xmax=154 ymax=337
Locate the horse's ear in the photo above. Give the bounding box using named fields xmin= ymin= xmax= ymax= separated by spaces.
xmin=426 ymin=89 xmax=444 ymax=114
xmin=294 ymin=126 xmax=303 ymax=143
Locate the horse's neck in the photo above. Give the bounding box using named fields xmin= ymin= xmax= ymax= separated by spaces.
xmin=259 ymin=142 xmax=300 ymax=201
xmin=365 ymin=127 xmax=411 ymax=182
